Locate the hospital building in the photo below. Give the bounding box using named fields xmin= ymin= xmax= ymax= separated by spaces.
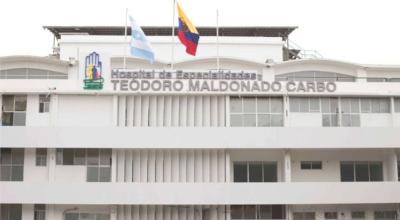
xmin=0 ymin=25 xmax=400 ymax=220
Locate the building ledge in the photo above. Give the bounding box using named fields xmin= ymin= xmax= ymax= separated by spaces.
xmin=1 ymin=127 xmax=400 ymax=149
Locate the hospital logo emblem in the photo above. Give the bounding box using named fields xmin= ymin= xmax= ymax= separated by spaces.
xmin=84 ymin=52 xmax=104 ymax=90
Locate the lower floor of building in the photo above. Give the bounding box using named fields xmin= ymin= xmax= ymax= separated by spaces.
xmin=1 ymin=204 xmax=399 ymax=220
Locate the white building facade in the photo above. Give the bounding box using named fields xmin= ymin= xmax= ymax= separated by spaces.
xmin=0 ymin=26 xmax=399 ymax=220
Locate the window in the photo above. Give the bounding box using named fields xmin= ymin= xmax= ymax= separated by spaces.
xmin=290 ymin=97 xmax=320 ymax=112
xmin=231 ymin=205 xmax=285 ymax=219
xmin=321 ymin=97 xmax=338 ymax=127
xmin=0 ymin=68 xmax=68 ymax=79
xmin=301 ymin=161 xmax=322 ymax=170
xmin=341 ymin=98 xmax=360 ymax=127
xmin=0 ymin=204 xmax=22 ymax=220
xmin=275 ymin=71 xmax=355 ymax=82
xmin=0 ymin=148 xmax=24 ymax=181
xmin=324 ymin=212 xmax=338 ymax=219
xmin=360 ymin=98 xmax=390 ymax=113
xmin=65 ymin=213 xmax=110 ymax=220
xmin=87 ymin=149 xmax=112 ymax=182
xmin=56 ymin=148 xmax=111 ymax=182
xmin=34 ymin=204 xmax=46 ymax=220
xmin=374 ymin=211 xmax=397 ymax=220
xmin=340 ymin=161 xmax=383 ymax=182
xmin=233 ymin=162 xmax=277 ymax=182
xmin=39 ymin=95 xmax=50 ymax=113
xmin=293 ymin=212 xmax=316 ymax=220
xmin=230 ymin=96 xmax=283 ymax=127
xmin=352 ymin=211 xmax=366 ymax=219
xmin=398 ymin=161 xmax=399 ymax=181
xmin=395 ymin=98 xmax=400 ymax=113
xmin=36 ymin=149 xmax=47 ymax=166
xmin=1 ymin=95 xmax=27 ymax=126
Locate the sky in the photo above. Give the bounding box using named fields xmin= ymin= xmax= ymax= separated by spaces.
xmin=0 ymin=0 xmax=399 ymax=65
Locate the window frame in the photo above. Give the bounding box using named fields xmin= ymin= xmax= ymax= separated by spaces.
xmin=1 ymin=95 xmax=27 ymax=126
xmin=300 ymin=161 xmax=322 ymax=170
xmin=35 ymin=148 xmax=47 ymax=166
xmin=233 ymin=161 xmax=278 ymax=182
xmin=39 ymin=94 xmax=51 ymax=113
xmin=34 ymin=204 xmax=46 ymax=220
xmin=230 ymin=96 xmax=284 ymax=127
xmin=0 ymin=148 xmax=24 ymax=181
xmin=340 ymin=161 xmax=383 ymax=182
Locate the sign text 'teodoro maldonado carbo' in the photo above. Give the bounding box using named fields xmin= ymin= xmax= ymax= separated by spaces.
xmin=110 ymin=69 xmax=337 ymax=93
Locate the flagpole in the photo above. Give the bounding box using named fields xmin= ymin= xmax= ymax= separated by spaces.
xmin=216 ymin=8 xmax=220 ymax=71
xmin=123 ymin=8 xmax=128 ymax=70
xmin=171 ymin=0 xmax=176 ymax=70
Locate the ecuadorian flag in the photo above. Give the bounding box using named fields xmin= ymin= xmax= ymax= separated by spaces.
xmin=177 ymin=2 xmax=199 ymax=56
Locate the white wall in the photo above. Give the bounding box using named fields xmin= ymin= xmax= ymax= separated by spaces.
xmin=57 ymin=95 xmax=114 ymax=126
xmin=26 ymin=94 xmax=51 ymax=126
xmin=288 ymin=113 xmax=322 ymax=127
xmin=23 ymin=148 xmax=48 ymax=182
xmin=361 ymin=114 xmax=392 ymax=127
xmin=54 ymin=165 xmax=87 ymax=183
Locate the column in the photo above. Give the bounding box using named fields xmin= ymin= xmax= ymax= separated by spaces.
xmin=210 ymin=96 xmax=218 ymax=127
xmin=179 ymin=96 xmax=188 ymax=126
xmin=48 ymin=148 xmax=56 ymax=182
xmin=117 ymin=149 xmax=125 ymax=182
xmin=203 ymin=96 xmax=211 ymax=127
xmin=112 ymin=149 xmax=118 ymax=182
xmin=133 ymin=150 xmax=141 ymax=182
xmin=126 ymin=96 xmax=134 ymax=127
xmin=125 ymin=150 xmax=133 ymax=182
xmin=149 ymin=96 xmax=158 ymax=127
xmin=141 ymin=96 xmax=149 ymax=127
xmin=112 ymin=95 xmax=118 ymax=126
xmin=134 ymin=96 xmax=142 ymax=126
xmin=172 ymin=96 xmax=180 ymax=126
xmin=284 ymin=150 xmax=292 ymax=182
xmin=118 ymin=96 xmax=126 ymax=126
xmin=157 ymin=96 xmax=165 ymax=127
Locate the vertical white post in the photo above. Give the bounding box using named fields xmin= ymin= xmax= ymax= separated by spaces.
xmin=157 ymin=96 xmax=165 ymax=127
xmin=125 ymin=150 xmax=133 ymax=182
xmin=180 ymin=96 xmax=188 ymax=126
xmin=118 ymin=96 xmax=127 ymax=127
xmin=117 ymin=149 xmax=125 ymax=182
xmin=172 ymin=96 xmax=180 ymax=126
xmin=112 ymin=149 xmax=118 ymax=182
xmin=156 ymin=150 xmax=164 ymax=182
xmin=164 ymin=150 xmax=172 ymax=182
xmin=172 ymin=150 xmax=180 ymax=182
xmin=187 ymin=150 xmax=195 ymax=182
xmin=140 ymin=150 xmax=148 ymax=182
xmin=141 ymin=96 xmax=150 ymax=127
xmin=216 ymin=9 xmax=220 ymax=70
xmin=218 ymin=150 xmax=225 ymax=182
xmin=148 ymin=150 xmax=156 ymax=182
xmin=133 ymin=150 xmax=141 ymax=182
xmin=284 ymin=150 xmax=291 ymax=182
xmin=203 ymin=150 xmax=210 ymax=182
xmin=149 ymin=96 xmax=158 ymax=127
xmin=124 ymin=8 xmax=128 ymax=69
xmin=225 ymin=151 xmax=230 ymax=182
xmin=203 ymin=96 xmax=211 ymax=127
xmin=127 ymin=96 xmax=134 ymax=127
xmin=170 ymin=0 xmax=176 ymax=69
xmin=179 ymin=150 xmax=187 ymax=182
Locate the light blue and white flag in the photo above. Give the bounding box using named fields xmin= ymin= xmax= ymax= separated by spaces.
xmin=129 ymin=16 xmax=155 ymax=63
